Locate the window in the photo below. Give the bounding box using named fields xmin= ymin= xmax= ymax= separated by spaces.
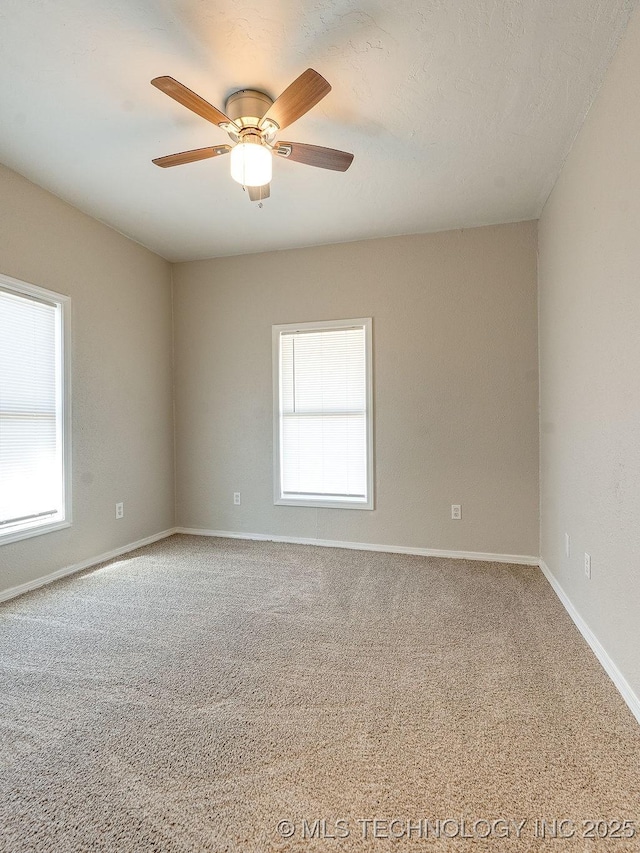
xmin=0 ymin=274 xmax=71 ymax=545
xmin=273 ymin=318 xmax=373 ymax=509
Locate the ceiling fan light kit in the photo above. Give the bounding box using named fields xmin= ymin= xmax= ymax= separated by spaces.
xmin=230 ymin=135 xmax=272 ymax=187
xmin=151 ymin=69 xmax=353 ymax=202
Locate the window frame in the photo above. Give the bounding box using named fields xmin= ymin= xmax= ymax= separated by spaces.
xmin=272 ymin=317 xmax=374 ymax=510
xmin=0 ymin=273 xmax=72 ymax=546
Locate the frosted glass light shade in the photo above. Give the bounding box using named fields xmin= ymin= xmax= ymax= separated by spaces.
xmin=230 ymin=142 xmax=272 ymax=187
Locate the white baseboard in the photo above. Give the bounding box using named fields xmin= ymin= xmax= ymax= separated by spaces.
xmin=1 ymin=526 xmax=535 ymax=604
xmin=539 ymin=559 xmax=640 ymax=726
xmin=175 ymin=527 xmax=539 ymax=566
xmin=0 ymin=528 xmax=178 ymax=604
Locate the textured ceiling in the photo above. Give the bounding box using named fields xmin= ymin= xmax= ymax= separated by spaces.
xmin=0 ymin=0 xmax=636 ymax=261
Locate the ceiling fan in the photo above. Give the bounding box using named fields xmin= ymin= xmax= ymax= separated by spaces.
xmin=151 ymin=68 xmax=354 ymax=202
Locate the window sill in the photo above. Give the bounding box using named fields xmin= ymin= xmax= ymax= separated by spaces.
xmin=0 ymin=519 xmax=71 ymax=547
xmin=275 ymin=497 xmax=374 ymax=510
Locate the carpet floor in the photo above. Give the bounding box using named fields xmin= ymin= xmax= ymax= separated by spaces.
xmin=0 ymin=535 xmax=639 ymax=852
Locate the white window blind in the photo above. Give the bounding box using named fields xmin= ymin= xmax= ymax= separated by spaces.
xmin=274 ymin=319 xmax=373 ymax=509
xmin=0 ymin=282 xmax=67 ymax=541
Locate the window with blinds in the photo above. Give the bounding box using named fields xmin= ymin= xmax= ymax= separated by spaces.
xmin=0 ymin=276 xmax=70 ymax=544
xmin=273 ymin=318 xmax=373 ymax=509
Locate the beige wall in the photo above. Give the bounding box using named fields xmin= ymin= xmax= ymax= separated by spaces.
xmin=173 ymin=222 xmax=539 ymax=557
xmin=539 ymin=8 xmax=640 ymax=696
xmin=0 ymin=164 xmax=175 ymax=594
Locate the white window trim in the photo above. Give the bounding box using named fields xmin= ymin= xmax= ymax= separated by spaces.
xmin=272 ymin=317 xmax=374 ymax=510
xmin=0 ymin=273 xmax=72 ymax=546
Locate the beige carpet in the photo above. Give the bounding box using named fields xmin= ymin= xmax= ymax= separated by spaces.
xmin=1 ymin=535 xmax=639 ymax=852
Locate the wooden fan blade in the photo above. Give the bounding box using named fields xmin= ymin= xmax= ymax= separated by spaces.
xmin=260 ymin=69 xmax=331 ymax=131
xmin=275 ymin=142 xmax=354 ymax=171
xmin=152 ymin=145 xmax=231 ymax=168
xmin=151 ymin=76 xmax=237 ymax=128
xmin=247 ymin=183 xmax=270 ymax=202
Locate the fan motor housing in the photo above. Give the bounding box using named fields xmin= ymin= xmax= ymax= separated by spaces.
xmin=225 ymin=89 xmax=273 ymax=128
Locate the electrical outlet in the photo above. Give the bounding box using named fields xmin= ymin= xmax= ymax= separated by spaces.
xmin=233 ymin=492 xmax=241 ymax=506
xmin=451 ymin=504 xmax=462 ymax=520
xmin=115 ymin=502 xmax=124 ymax=519
xmin=565 ymin=533 xmax=571 ymax=558
xmin=584 ymin=553 xmax=591 ymax=580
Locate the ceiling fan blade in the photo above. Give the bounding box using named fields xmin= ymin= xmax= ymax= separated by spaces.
xmin=151 ymin=76 xmax=238 ymax=129
xmin=260 ymin=69 xmax=331 ymax=131
xmin=275 ymin=142 xmax=354 ymax=171
xmin=247 ymin=183 xmax=270 ymax=202
xmin=152 ymin=145 xmax=231 ymax=168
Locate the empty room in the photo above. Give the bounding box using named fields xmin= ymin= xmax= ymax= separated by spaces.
xmin=1 ymin=1 xmax=639 ymax=850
